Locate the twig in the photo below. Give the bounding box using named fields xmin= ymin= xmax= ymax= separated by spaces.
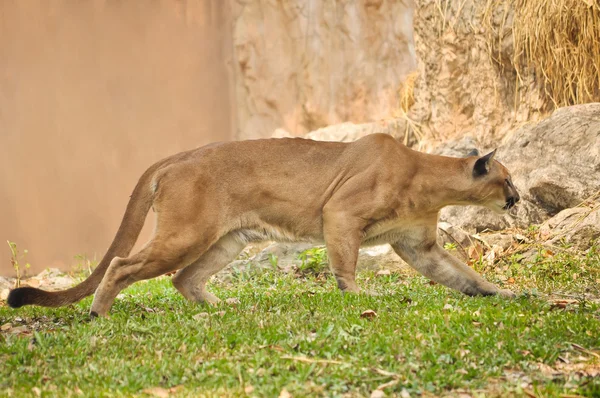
xmin=281 ymin=356 xmax=343 ymax=365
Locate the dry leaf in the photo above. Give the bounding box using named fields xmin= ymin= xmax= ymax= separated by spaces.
xmin=1 ymin=323 xmax=12 ymax=331
xmin=244 ymin=385 xmax=255 ymax=394
xmin=507 ymin=277 xmax=515 ymax=284
xmin=523 ymin=389 xmax=536 ymax=398
xmin=192 ymin=312 xmax=209 ymax=321
xmin=376 ymin=270 xmax=391 ymax=277
xmin=10 ymin=325 xmax=29 ymax=335
xmin=142 ymin=387 xmax=170 ymax=398
xmin=360 ymin=310 xmax=378 ymax=319
xmin=467 ymin=243 xmax=484 ymax=260
xmin=279 ymin=388 xmax=292 ymax=398
xmin=514 ymin=234 xmax=529 ymax=243
xmin=370 ymin=390 xmax=385 ymax=398
xmin=225 ymin=298 xmax=240 ymax=306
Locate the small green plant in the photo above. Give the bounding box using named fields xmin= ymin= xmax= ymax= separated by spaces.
xmin=267 ymin=253 xmax=278 ymax=268
xmin=297 ymin=246 xmax=329 ymax=275
xmin=72 ymin=254 xmax=98 ymax=279
xmin=443 ymin=242 xmax=457 ymax=251
xmin=7 ymin=241 xmax=31 ymax=287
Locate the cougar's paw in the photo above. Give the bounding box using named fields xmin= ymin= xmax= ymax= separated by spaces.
xmin=89 ymin=310 xmax=109 ymax=319
xmin=200 ymin=292 xmax=221 ymax=306
xmin=497 ymin=289 xmax=517 ymax=298
xmin=340 ymin=286 xmax=361 ymax=295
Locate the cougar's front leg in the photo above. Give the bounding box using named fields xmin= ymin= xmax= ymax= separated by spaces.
xmin=392 ymin=241 xmax=516 ymax=298
xmin=323 ymin=211 xmax=365 ymax=294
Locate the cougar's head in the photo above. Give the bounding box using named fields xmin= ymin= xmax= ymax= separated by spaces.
xmin=467 ymin=150 xmax=520 ymax=214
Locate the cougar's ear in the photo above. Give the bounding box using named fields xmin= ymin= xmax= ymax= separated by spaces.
xmin=466 ymin=148 xmax=480 ymax=157
xmin=473 ymin=149 xmax=497 ymax=177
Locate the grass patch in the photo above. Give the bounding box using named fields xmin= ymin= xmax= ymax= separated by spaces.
xmin=1 ymin=254 xmax=599 ymax=397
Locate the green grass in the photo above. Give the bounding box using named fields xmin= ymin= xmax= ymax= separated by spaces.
xmin=1 ymin=252 xmax=599 ymax=397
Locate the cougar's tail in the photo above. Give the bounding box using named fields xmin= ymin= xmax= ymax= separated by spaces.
xmin=7 ymin=167 xmax=158 ymax=309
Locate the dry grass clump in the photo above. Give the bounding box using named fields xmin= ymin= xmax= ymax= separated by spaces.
xmin=398 ymin=71 xmax=418 ymax=113
xmin=512 ymin=0 xmax=600 ymax=107
xmin=393 ymin=71 xmax=425 ymax=147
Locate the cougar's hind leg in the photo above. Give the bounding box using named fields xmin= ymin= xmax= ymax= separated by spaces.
xmin=90 ymin=232 xmax=218 ymax=317
xmin=172 ymin=234 xmax=246 ymax=305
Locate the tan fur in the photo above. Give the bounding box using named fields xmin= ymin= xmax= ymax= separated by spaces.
xmin=8 ymin=134 xmax=520 ymax=316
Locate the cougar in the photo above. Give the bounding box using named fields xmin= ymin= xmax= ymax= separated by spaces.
xmin=8 ymin=134 xmax=520 ymax=317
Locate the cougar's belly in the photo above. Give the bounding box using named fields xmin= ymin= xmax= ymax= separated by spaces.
xmin=361 ymin=218 xmax=408 ymax=247
xmin=231 ymin=226 xmax=324 ymax=245
xmin=230 ymin=218 xmax=408 ymax=247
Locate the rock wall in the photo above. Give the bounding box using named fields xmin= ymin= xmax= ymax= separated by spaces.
xmin=409 ymin=0 xmax=548 ymax=148
xmin=231 ymin=0 xmax=417 ymax=139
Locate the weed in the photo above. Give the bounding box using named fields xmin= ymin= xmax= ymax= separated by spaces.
xmin=297 ymin=246 xmax=329 ymax=276
xmin=71 ymin=254 xmax=98 ymax=280
xmin=6 ymin=241 xmax=31 ymax=288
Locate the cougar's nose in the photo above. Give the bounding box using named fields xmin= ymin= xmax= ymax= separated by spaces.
xmin=505 ymin=195 xmax=519 ymax=210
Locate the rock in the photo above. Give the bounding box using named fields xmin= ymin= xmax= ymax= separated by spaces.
xmin=219 ymin=243 xmax=312 ymax=282
xmin=0 ymin=277 xmax=14 ymax=291
xmin=437 ymin=222 xmax=473 ymax=248
xmin=539 ymin=205 xmax=600 ymax=250
xmin=439 ymin=104 xmax=600 ymax=231
xmin=218 ymin=242 xmax=409 ymax=283
xmin=480 ymin=233 xmax=513 ymax=251
xmin=431 ymin=136 xmax=479 ymax=158
xmin=28 ymin=268 xmax=76 ymax=291
xmin=303 ymin=120 xmax=414 ymax=144
xmin=357 ymin=245 xmax=408 ymax=272
xmin=233 ymin=1 xmax=417 ymax=139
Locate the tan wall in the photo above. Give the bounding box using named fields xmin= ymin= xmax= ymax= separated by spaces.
xmin=0 ymin=0 xmax=417 ymax=276
xmin=0 ymin=1 xmax=234 ymax=275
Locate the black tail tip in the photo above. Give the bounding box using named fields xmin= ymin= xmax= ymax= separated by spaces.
xmin=7 ymin=287 xmax=32 ymax=308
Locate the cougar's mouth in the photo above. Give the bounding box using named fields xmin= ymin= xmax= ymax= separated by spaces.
xmin=503 ymin=197 xmax=516 ymax=210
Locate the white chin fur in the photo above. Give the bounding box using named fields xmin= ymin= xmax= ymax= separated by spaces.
xmin=489 ymin=203 xmax=508 ymax=214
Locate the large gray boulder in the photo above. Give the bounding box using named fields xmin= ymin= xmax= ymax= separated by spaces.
xmin=539 ymin=205 xmax=600 ymax=250
xmin=439 ymin=104 xmax=600 ymax=231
